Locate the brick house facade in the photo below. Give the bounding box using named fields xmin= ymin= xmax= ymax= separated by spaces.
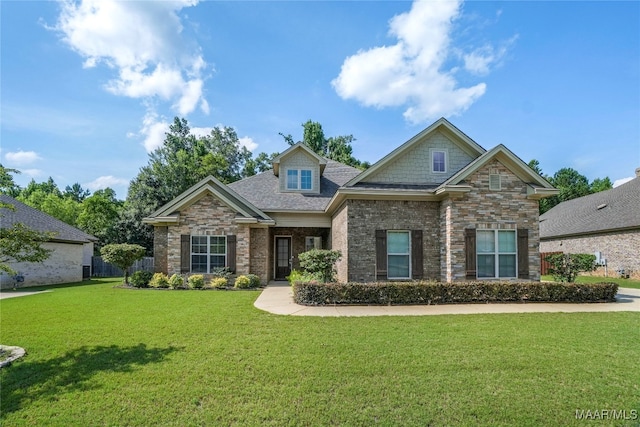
xmin=144 ymin=118 xmax=557 ymax=284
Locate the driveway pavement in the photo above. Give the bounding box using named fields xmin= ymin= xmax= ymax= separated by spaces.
xmin=0 ymin=290 xmax=51 ymax=300
xmin=254 ymin=282 xmax=640 ymax=316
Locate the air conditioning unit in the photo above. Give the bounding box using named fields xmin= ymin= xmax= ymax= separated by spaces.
xmin=594 ymin=252 xmax=606 ymax=266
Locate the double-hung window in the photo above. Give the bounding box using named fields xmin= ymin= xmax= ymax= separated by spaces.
xmin=191 ymin=235 xmax=226 ymax=273
xmin=476 ymin=230 xmax=516 ymax=278
xmin=286 ymin=169 xmax=312 ymax=190
xmin=387 ymin=231 xmax=411 ymax=279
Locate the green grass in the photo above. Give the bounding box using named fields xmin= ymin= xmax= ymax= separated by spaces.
xmin=1 ymin=278 xmax=639 ymax=426
xmin=542 ymin=274 xmax=640 ymax=289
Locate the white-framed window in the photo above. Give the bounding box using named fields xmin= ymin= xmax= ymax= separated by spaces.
xmin=191 ymin=235 xmax=226 ymax=273
xmin=387 ymin=231 xmax=411 ymax=279
xmin=489 ymin=174 xmax=501 ymax=191
xmin=430 ymin=149 xmax=447 ymax=173
xmin=476 ymin=230 xmax=517 ymax=278
xmin=286 ymin=169 xmax=313 ymax=190
xmin=305 ymin=236 xmax=322 ymax=251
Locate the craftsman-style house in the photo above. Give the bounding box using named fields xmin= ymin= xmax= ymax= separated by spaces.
xmin=144 ymin=118 xmax=557 ymax=283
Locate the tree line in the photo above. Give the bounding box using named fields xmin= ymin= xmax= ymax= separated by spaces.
xmin=0 ymin=118 xmax=366 ymax=255
xmin=1 ymin=117 xmax=613 ymax=258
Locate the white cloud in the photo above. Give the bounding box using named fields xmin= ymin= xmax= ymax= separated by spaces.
xmin=53 ymin=0 xmax=209 ymax=116
xmin=84 ymin=175 xmax=129 ymax=192
xmin=139 ymin=112 xmax=170 ymax=153
xmin=4 ymin=150 xmax=42 ymax=165
xmin=332 ymin=0 xmax=511 ymax=124
xmin=22 ymin=169 xmax=44 ymax=178
xmin=613 ymin=177 xmax=633 ymax=187
xmin=238 ymin=137 xmax=258 ymax=152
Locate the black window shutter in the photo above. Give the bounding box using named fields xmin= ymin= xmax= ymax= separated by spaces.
xmin=227 ymin=235 xmax=237 ymax=273
xmin=180 ymin=235 xmax=190 ymax=273
xmin=375 ymin=230 xmax=387 ymax=280
xmin=464 ymin=228 xmax=476 ymax=280
xmin=411 ymin=230 xmax=423 ymax=280
xmin=517 ymin=229 xmax=529 ymax=279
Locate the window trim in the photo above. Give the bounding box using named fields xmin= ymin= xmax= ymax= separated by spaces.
xmin=191 ymin=235 xmax=227 ymax=273
xmin=387 ymin=230 xmax=411 ymax=280
xmin=285 ymin=168 xmax=313 ymax=190
xmin=430 ymin=149 xmax=448 ymax=173
xmin=305 ymin=236 xmax=322 ymax=251
xmin=476 ymin=229 xmax=517 ymax=279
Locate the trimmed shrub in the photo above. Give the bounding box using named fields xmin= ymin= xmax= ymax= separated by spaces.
xmin=149 ymin=273 xmax=170 ymax=289
xmin=293 ymin=281 xmax=619 ymax=306
xmin=168 ymin=274 xmax=185 ymax=289
xmin=287 ymin=269 xmax=315 ymax=287
xmin=298 ymin=249 xmax=341 ymax=283
xmin=210 ymin=277 xmax=228 ymax=289
xmin=188 ymin=274 xmax=205 ymax=289
xmin=211 ymin=267 xmax=232 ymax=280
xmin=234 ymin=275 xmax=251 ymax=289
xmin=246 ymin=274 xmax=261 ymax=288
xmin=545 ymin=253 xmax=596 ymax=282
xmin=130 ymin=270 xmax=153 ymax=288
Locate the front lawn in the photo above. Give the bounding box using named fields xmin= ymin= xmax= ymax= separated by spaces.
xmin=542 ymin=274 xmax=640 ymax=290
xmin=1 ymin=278 xmax=639 ymax=426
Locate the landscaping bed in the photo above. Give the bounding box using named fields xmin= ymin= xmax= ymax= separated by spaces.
xmin=293 ymin=281 xmax=618 ymax=306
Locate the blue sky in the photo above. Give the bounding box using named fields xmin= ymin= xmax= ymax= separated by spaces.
xmin=2 ymin=0 xmax=639 ymax=200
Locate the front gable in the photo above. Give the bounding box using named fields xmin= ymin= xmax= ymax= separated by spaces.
xmin=346 ymin=118 xmax=485 ymax=188
xmin=272 ymin=142 xmax=327 ymax=195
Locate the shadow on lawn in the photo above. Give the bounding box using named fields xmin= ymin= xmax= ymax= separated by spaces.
xmin=0 ymin=343 xmax=180 ymax=416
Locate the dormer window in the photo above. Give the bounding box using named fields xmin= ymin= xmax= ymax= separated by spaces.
xmin=286 ymin=169 xmax=313 ymax=190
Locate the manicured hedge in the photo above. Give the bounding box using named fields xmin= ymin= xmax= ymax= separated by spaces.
xmin=292 ymin=281 xmax=618 ymax=306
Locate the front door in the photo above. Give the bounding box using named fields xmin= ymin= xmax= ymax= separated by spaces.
xmin=275 ymin=237 xmax=292 ymax=280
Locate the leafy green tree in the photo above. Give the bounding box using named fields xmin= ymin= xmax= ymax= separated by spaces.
xmin=18 ymin=189 xmax=81 ymax=226
xmin=100 ymin=243 xmax=146 ymax=284
xmin=64 ymin=183 xmax=90 ymax=202
xmin=0 ymin=202 xmax=53 ymax=275
xmin=76 ymin=188 xmax=122 ymax=247
xmin=282 ymin=120 xmax=369 ymax=169
xmin=0 ymin=165 xmax=21 ymax=197
xmin=590 ymin=177 xmax=612 ymax=193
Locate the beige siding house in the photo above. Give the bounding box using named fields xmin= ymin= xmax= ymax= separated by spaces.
xmin=0 ymin=195 xmax=96 ymax=288
xmin=144 ymin=118 xmax=557 ymax=283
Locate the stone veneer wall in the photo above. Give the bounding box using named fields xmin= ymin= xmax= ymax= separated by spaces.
xmin=153 ymin=226 xmax=168 ymax=273
xmin=166 ymin=194 xmax=250 ymax=278
xmin=249 ymin=228 xmax=269 ymax=283
xmin=440 ymin=160 xmax=541 ymax=282
xmin=344 ymin=199 xmax=440 ymax=282
xmin=540 ymin=229 xmax=640 ymax=279
xmin=331 ymin=203 xmax=349 ymax=283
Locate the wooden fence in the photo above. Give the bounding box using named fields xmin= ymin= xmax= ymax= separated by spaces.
xmin=540 ymin=252 xmax=562 ymax=276
xmin=92 ymin=256 xmax=154 ymax=277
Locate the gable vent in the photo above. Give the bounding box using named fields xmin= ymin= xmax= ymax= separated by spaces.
xmin=489 ymin=174 xmax=501 ymax=191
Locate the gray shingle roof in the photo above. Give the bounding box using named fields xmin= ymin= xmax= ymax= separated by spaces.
xmin=0 ymin=195 xmax=96 ymax=243
xmin=228 ymin=160 xmax=362 ymax=211
xmin=539 ymin=176 xmax=640 ymax=239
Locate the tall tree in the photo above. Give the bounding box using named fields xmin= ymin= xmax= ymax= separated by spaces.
xmin=76 ymin=188 xmax=122 ymax=247
xmin=0 ymin=164 xmax=21 ymax=197
xmin=64 ymin=183 xmax=90 ymax=202
xmin=282 ymin=120 xmax=369 ymax=169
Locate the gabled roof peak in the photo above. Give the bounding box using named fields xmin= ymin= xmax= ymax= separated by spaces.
xmin=272 ymin=142 xmax=328 ymax=176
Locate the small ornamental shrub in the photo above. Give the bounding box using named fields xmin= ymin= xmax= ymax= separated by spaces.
xmin=545 ymin=253 xmax=596 ymax=282
xmin=286 ymin=269 xmax=315 ymax=287
xmin=210 ymin=277 xmax=228 ymax=289
xmin=168 ymin=274 xmax=185 ymax=289
xmin=210 ymin=267 xmax=232 ymax=280
xmin=188 ymin=274 xmax=205 ymax=289
xmin=246 ymin=274 xmax=261 ymax=288
xmin=130 ymin=270 xmax=153 ymax=288
xmin=149 ymin=272 xmax=170 ymax=289
xmin=298 ymin=249 xmax=341 ymax=283
xmin=234 ymin=275 xmax=251 ymax=289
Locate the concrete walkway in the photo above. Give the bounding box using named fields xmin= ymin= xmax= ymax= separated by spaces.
xmin=0 ymin=290 xmax=51 ymax=300
xmin=254 ymin=282 xmax=640 ymax=316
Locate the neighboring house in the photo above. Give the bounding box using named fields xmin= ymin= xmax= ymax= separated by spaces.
xmin=144 ymin=118 xmax=558 ymax=283
xmin=0 ymin=195 xmax=96 ymax=289
xmin=540 ymin=170 xmax=640 ymax=279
